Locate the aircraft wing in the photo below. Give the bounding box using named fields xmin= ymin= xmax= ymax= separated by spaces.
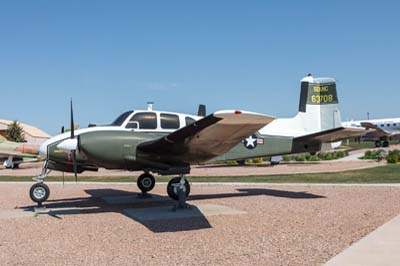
xmin=137 ymin=110 xmax=274 ymax=163
xmin=0 ymin=150 xmax=39 ymax=158
xmin=360 ymin=122 xmax=400 ymax=136
xmin=294 ymin=127 xmax=368 ymax=143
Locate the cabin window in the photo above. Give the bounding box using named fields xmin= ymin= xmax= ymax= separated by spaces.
xmin=110 ymin=111 xmax=133 ymax=126
xmin=387 ymin=124 xmax=391 ymax=127
xmin=394 ymin=124 xmax=397 ymax=127
xmin=185 ymin=117 xmax=196 ymax=126
xmin=381 ymin=124 xmax=385 ymax=127
xmin=127 ymin=112 xmax=157 ymax=129
xmin=160 ymin=113 xmax=180 ymax=129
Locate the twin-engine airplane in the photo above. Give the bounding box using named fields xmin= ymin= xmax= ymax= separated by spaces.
xmin=30 ymin=75 xmax=364 ymax=206
xmin=32 ymin=107 xmax=274 ymax=205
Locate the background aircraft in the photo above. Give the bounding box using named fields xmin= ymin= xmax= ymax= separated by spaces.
xmin=342 ymin=118 xmax=400 ymax=147
xmin=0 ymin=140 xmax=40 ymax=168
xmin=211 ymin=75 xmax=365 ymax=163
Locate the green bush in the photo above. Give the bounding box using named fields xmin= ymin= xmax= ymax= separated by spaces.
xmin=282 ymin=150 xmax=349 ymax=162
xmin=252 ymin=158 xmax=263 ymax=164
xmin=387 ymin=150 xmax=400 ymax=164
xmin=361 ymin=149 xmax=386 ymax=160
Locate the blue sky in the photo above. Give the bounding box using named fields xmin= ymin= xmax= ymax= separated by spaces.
xmin=0 ymin=1 xmax=399 ymax=135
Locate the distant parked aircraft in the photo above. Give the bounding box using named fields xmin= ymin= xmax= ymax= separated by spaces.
xmin=342 ymin=118 xmax=400 ymax=147
xmin=0 ymin=140 xmax=40 ymax=168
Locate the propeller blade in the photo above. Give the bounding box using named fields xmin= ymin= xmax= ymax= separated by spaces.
xmin=70 ymin=99 xmax=75 ymax=139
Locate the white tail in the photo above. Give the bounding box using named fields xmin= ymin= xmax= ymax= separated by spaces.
xmin=260 ymin=75 xmax=342 ymax=137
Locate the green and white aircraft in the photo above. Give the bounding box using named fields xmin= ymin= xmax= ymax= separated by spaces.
xmin=31 ymin=75 xmax=363 ymax=206
xmin=32 ymin=107 xmax=274 ymax=205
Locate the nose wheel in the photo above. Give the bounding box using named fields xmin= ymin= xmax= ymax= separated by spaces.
xmin=29 ymin=183 xmax=50 ymax=206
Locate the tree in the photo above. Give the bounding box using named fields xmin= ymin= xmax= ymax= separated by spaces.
xmin=5 ymin=121 xmax=26 ymax=142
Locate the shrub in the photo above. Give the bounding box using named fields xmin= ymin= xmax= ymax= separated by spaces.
xmin=252 ymin=158 xmax=263 ymax=164
xmin=387 ymin=150 xmax=400 ymax=164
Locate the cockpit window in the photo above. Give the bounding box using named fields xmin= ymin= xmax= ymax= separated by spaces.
xmin=160 ymin=113 xmax=180 ymax=129
xmin=127 ymin=112 xmax=157 ymax=129
xmin=110 ymin=111 xmax=133 ymax=126
xmin=185 ymin=117 xmax=196 ymax=126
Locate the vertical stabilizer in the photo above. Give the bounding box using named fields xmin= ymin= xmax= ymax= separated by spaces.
xmin=297 ymin=75 xmax=341 ymax=133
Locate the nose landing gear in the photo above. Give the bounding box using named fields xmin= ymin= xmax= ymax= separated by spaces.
xmin=29 ymin=183 xmax=50 ymax=206
xmin=29 ymin=160 xmax=51 ymax=207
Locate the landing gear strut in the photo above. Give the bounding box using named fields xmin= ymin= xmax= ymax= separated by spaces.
xmin=137 ymin=172 xmax=156 ymax=198
xmin=30 ymin=160 xmax=51 ymax=206
xmin=167 ymin=175 xmax=191 ymax=209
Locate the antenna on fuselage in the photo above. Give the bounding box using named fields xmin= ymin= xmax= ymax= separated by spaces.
xmin=147 ymin=101 xmax=154 ymax=111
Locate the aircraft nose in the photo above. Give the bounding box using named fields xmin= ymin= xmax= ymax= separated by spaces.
xmin=39 ymin=142 xmax=48 ymax=158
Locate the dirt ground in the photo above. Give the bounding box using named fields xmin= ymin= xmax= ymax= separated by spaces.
xmin=1 ymin=183 xmax=400 ymax=266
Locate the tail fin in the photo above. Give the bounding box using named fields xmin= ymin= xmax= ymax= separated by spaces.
xmin=197 ymin=104 xmax=206 ymax=117
xmin=297 ymin=75 xmax=341 ymax=132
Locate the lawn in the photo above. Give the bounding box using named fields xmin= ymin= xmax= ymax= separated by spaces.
xmin=1 ymin=164 xmax=400 ymax=183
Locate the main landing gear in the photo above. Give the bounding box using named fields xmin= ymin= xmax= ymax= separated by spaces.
xmin=137 ymin=172 xmax=191 ymax=208
xmin=375 ymin=140 xmax=390 ymax=148
xmin=137 ymin=172 xmax=190 ymax=209
xmin=137 ymin=172 xmax=156 ymax=198
xmin=167 ymin=175 xmax=191 ymax=209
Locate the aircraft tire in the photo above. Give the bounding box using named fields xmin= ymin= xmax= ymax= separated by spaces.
xmin=30 ymin=183 xmax=50 ymax=204
xmin=375 ymin=141 xmax=382 ymax=148
xmin=137 ymin=173 xmax=156 ymax=193
xmin=383 ymin=141 xmax=389 ymax=147
xmin=167 ymin=177 xmax=190 ymax=201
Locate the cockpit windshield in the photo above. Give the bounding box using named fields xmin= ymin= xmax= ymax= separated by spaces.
xmin=110 ymin=111 xmax=133 ymax=126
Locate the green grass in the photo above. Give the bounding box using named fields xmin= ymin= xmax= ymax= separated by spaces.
xmin=1 ymin=164 xmax=400 ymax=183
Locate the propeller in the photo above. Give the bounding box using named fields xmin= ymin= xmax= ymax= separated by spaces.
xmin=56 ymin=99 xmax=80 ymax=182
xmin=70 ymin=99 xmax=78 ymax=182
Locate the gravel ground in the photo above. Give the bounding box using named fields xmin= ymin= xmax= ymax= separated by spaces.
xmin=0 ymin=183 xmax=400 ymax=266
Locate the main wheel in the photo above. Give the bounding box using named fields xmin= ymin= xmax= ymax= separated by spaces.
xmin=137 ymin=173 xmax=156 ymax=193
xmin=167 ymin=177 xmax=190 ymax=201
xmin=383 ymin=141 xmax=389 ymax=147
xmin=30 ymin=183 xmax=50 ymax=204
xmin=375 ymin=141 xmax=382 ymax=147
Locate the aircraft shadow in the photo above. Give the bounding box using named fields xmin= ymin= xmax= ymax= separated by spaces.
xmin=196 ymin=162 xmax=320 ymax=169
xmin=19 ymin=187 xmax=324 ymax=233
xmin=190 ymin=188 xmax=325 ymax=201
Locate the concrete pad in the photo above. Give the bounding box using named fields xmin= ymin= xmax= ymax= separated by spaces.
xmin=325 ymin=214 xmax=400 ymax=266
xmin=102 ymin=194 xmax=168 ymax=205
xmin=0 ymin=209 xmax=37 ymax=219
xmin=123 ymin=204 xmax=246 ymax=222
xmin=0 ymin=207 xmax=81 ymax=219
xmin=34 ymin=207 xmax=81 ymax=215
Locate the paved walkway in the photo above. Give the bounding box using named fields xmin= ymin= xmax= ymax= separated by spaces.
xmin=325 ymin=214 xmax=400 ymax=266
